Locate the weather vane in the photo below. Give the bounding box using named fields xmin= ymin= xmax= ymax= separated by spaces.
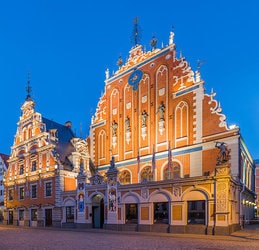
xmin=131 ymin=17 xmax=142 ymax=47
xmin=26 ymin=71 xmax=32 ymax=100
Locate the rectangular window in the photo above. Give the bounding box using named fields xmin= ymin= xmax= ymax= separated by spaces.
xmin=8 ymin=189 xmax=14 ymax=201
xmin=0 ymin=190 xmax=3 ymax=196
xmin=31 ymin=209 xmax=37 ymax=221
xmin=19 ymin=210 xmax=24 ymax=221
xmin=66 ymin=206 xmax=74 ymax=223
xmin=187 ymin=200 xmax=205 ymax=224
xmin=31 ymin=161 xmax=37 ymax=172
xmin=19 ymin=187 xmax=25 ymax=200
xmin=45 ymin=182 xmax=52 ymax=197
xmin=154 ymin=202 xmax=168 ymax=224
xmin=126 ymin=204 xmax=138 ymax=224
xmin=31 ymin=185 xmax=37 ymax=199
xmin=19 ymin=165 xmax=24 ymax=175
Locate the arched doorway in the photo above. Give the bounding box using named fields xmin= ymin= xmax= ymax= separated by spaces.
xmin=92 ymin=194 xmax=104 ymax=228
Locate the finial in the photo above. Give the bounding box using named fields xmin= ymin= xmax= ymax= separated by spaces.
xmin=197 ymin=59 xmax=205 ymax=70
xmin=105 ymin=68 xmax=110 ymax=79
xmin=169 ymin=25 xmax=175 ymax=45
xmin=26 ymin=71 xmax=32 ymax=101
xmin=150 ymin=33 xmax=157 ymax=51
xmin=131 ymin=17 xmax=142 ymax=47
xmin=116 ymin=54 xmax=123 ymax=68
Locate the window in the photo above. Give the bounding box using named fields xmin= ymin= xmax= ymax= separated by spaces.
xmin=140 ymin=166 xmax=153 ymax=182
xmin=31 ymin=209 xmax=37 ymax=221
xmin=0 ymin=180 xmax=3 ymax=186
xmin=45 ymin=182 xmax=52 ymax=197
xmin=164 ymin=162 xmax=181 ymax=180
xmin=187 ymin=200 xmax=205 ymax=224
xmin=31 ymin=161 xmax=37 ymax=172
xmin=19 ymin=187 xmax=25 ymax=200
xmin=8 ymin=189 xmax=14 ymax=201
xmin=154 ymin=202 xmax=168 ymax=223
xmin=0 ymin=190 xmax=3 ymax=196
xmin=19 ymin=210 xmax=24 ymax=221
xmin=31 ymin=184 xmax=37 ymax=199
xmin=19 ymin=165 xmax=24 ymax=175
xmin=66 ymin=206 xmax=74 ymax=223
xmin=126 ymin=204 xmax=138 ymax=223
xmin=119 ymin=170 xmax=131 ymax=184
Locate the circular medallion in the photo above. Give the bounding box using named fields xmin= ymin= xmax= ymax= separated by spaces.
xmin=128 ymin=69 xmax=143 ymax=88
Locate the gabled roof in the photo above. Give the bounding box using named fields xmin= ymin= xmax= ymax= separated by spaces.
xmin=0 ymin=153 xmax=9 ymax=168
xmin=42 ymin=117 xmax=76 ymax=166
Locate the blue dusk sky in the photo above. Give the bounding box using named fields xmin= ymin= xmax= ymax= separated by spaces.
xmin=0 ymin=1 xmax=258 ymax=160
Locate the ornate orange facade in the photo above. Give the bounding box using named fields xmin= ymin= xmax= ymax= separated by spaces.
xmin=4 ymin=92 xmax=90 ymax=227
xmin=90 ymin=32 xmax=239 ymax=184
xmin=3 ymin=25 xmax=256 ymax=235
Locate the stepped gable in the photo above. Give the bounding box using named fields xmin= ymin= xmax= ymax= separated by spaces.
xmin=92 ymin=32 xmax=231 ymax=137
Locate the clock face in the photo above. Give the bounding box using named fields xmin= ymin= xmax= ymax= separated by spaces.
xmin=128 ymin=69 xmax=143 ymax=90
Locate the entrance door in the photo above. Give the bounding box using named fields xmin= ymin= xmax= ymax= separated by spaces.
xmin=8 ymin=211 xmax=13 ymax=225
xmin=45 ymin=209 xmax=52 ymax=227
xmin=92 ymin=195 xmax=104 ymax=228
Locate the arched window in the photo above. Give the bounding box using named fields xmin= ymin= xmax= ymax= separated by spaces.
xmin=119 ymin=170 xmax=131 ymax=184
xmin=164 ymin=162 xmax=181 ymax=180
xmin=140 ymin=166 xmax=153 ymax=182
xmin=175 ymin=101 xmax=188 ymax=139
xmin=98 ymin=130 xmax=106 ymax=160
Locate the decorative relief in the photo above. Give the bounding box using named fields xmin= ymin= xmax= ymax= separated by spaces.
xmin=207 ymin=91 xmax=227 ymax=129
xmin=159 ymin=88 xmax=165 ymax=96
xmin=173 ymin=186 xmax=181 ymax=197
xmin=216 ymin=182 xmax=228 ymax=212
xmin=141 ymin=95 xmax=147 ymax=103
xmin=89 ymin=173 xmax=104 ymax=185
xmin=112 ymin=108 xmax=117 ymax=115
xmin=115 ymin=46 xmax=161 ymax=75
xmin=126 ymin=102 xmax=131 ymax=109
xmin=216 ymin=167 xmax=230 ymax=176
xmin=141 ymin=187 xmax=148 ymax=199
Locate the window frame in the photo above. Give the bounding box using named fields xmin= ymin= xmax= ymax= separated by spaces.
xmin=66 ymin=206 xmax=75 ymax=223
xmin=8 ymin=189 xmax=14 ymax=201
xmin=153 ymin=202 xmax=169 ymax=224
xmin=45 ymin=181 xmax=52 ymax=197
xmin=31 ymin=184 xmax=37 ymax=199
xmin=19 ymin=209 xmax=24 ymax=221
xmin=31 ymin=209 xmax=37 ymax=221
xmin=125 ymin=203 xmax=138 ymax=224
xmin=187 ymin=200 xmax=205 ymax=225
xmin=19 ymin=165 xmax=24 ymax=175
xmin=31 ymin=160 xmax=37 ymax=172
xmin=19 ymin=186 xmax=25 ymax=200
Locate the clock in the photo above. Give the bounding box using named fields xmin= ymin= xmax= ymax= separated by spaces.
xmin=128 ymin=69 xmax=143 ymax=90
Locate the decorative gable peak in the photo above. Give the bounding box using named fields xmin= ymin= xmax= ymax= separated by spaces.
xmin=21 ymin=98 xmax=35 ymax=119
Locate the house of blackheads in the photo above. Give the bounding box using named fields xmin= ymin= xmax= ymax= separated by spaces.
xmin=3 ymin=23 xmax=256 ymax=235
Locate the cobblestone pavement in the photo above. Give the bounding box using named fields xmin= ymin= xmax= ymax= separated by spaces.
xmin=0 ymin=224 xmax=258 ymax=250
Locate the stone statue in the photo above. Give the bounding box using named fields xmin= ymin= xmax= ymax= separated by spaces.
xmin=111 ymin=120 xmax=118 ymax=136
xmin=125 ymin=116 xmax=131 ymax=132
xmin=215 ymin=142 xmax=230 ymax=165
xmin=141 ymin=110 xmax=148 ymax=127
xmin=157 ymin=102 xmax=165 ymax=121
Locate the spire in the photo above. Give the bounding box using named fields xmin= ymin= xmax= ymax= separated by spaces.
xmin=25 ymin=71 xmax=32 ymax=101
xmin=131 ymin=17 xmax=142 ymax=47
